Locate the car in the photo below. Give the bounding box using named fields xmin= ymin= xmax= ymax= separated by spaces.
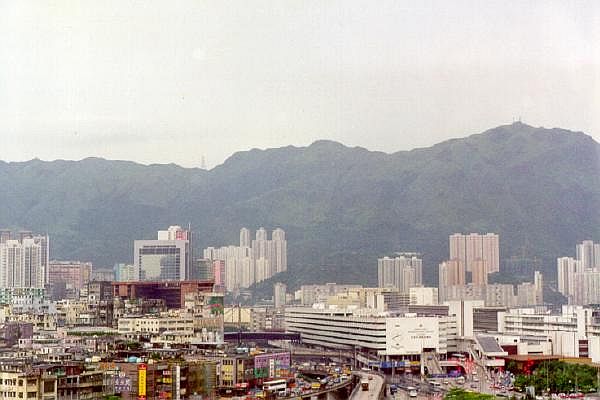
xmin=471 ymin=384 xmax=478 ymax=388
xmin=473 ymin=377 xmax=479 ymax=382
xmin=427 ymin=356 xmax=433 ymax=360
xmin=368 ymin=376 xmax=373 ymax=380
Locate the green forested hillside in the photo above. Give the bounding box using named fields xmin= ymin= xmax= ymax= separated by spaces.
xmin=1 ymin=122 xmax=598 ymax=288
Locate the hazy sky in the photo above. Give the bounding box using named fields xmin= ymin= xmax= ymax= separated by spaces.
xmin=1 ymin=1 xmax=599 ymax=168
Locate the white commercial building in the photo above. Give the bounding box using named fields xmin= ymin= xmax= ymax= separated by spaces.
xmin=285 ymin=305 xmax=457 ymax=366
xmin=409 ymin=287 xmax=438 ymax=305
xmin=295 ymin=283 xmax=363 ymax=306
xmin=134 ymin=225 xmax=191 ymax=282
xmin=497 ymin=305 xmax=600 ymax=361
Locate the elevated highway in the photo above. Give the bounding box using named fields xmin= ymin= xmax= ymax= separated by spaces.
xmin=223 ymin=331 xmax=301 ymax=343
xmin=350 ymin=371 xmax=385 ymax=400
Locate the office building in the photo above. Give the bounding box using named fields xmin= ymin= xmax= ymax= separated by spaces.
xmin=449 ymin=233 xmax=499 ymax=273
xmin=190 ymin=258 xmax=214 ymax=281
xmin=113 ymin=263 xmax=139 ymax=282
xmin=134 ymin=225 xmax=191 ymax=282
xmin=47 ymin=261 xmax=92 ymax=290
xmin=112 ymin=280 xmax=214 ymax=309
xmin=285 ymin=305 xmax=457 ymax=366
xmin=498 ymin=306 xmax=591 ymax=358
xmin=295 ymin=283 xmax=363 ymax=306
xmin=409 ymin=287 xmax=438 ymax=305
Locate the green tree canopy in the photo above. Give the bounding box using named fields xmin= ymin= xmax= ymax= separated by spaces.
xmin=445 ymin=388 xmax=495 ymax=400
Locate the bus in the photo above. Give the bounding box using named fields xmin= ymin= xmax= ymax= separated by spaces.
xmin=407 ymin=386 xmax=418 ymax=397
xmin=361 ymin=378 xmax=369 ymax=391
xmin=263 ymin=379 xmax=287 ymax=395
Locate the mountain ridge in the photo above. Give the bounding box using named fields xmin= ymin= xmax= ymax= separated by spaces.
xmin=0 ymin=122 xmax=598 ymax=288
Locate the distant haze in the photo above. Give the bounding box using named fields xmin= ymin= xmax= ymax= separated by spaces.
xmin=1 ymin=1 xmax=599 ymax=167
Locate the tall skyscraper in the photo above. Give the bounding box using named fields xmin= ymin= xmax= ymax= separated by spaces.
xmin=272 ymin=228 xmax=287 ymax=274
xmin=482 ymin=233 xmax=500 ymax=273
xmin=0 ymin=238 xmax=44 ymax=288
xmin=449 ymin=233 xmax=499 ymax=273
xmin=576 ymin=240 xmax=600 ymax=270
xmin=0 ymin=230 xmax=11 ymax=244
xmin=134 ymin=225 xmax=191 ymax=282
xmin=274 ymin=282 xmax=287 ymax=308
xmin=240 ymin=228 xmax=251 ymax=247
xmin=205 ymin=227 xmax=287 ymax=291
xmin=113 ymin=263 xmax=139 ymax=282
xmin=377 ymin=254 xmax=422 ymax=293
xmin=256 ymin=227 xmax=267 ymax=241
xmin=557 ymin=257 xmax=579 ymax=297
xmin=471 ymin=259 xmax=488 ymax=286
xmin=559 ymin=241 xmax=600 ymax=305
xmin=48 ymin=261 xmax=92 ymax=290
xmin=449 ymin=233 xmax=467 ymax=270
xmin=190 ymin=258 xmax=214 ymax=281
xmin=438 ymin=259 xmax=465 ymax=301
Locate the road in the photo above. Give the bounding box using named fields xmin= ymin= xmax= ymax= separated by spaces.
xmin=351 ymin=371 xmax=386 ymax=400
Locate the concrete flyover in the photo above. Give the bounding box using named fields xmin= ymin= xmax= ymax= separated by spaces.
xmin=350 ymin=370 xmax=385 ymax=400
xmin=223 ymin=331 xmax=302 ymax=343
xmin=282 ymin=377 xmax=354 ymax=400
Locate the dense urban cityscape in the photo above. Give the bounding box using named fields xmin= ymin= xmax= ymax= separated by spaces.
xmin=0 ymin=223 xmax=597 ymax=399
xmin=2 ymin=1 xmax=599 ymax=400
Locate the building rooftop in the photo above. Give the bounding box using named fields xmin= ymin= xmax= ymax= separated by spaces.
xmin=476 ymin=335 xmax=505 ymax=354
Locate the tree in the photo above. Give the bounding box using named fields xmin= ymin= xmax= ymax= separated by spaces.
xmin=513 ymin=361 xmax=597 ymax=394
xmin=444 ymin=388 xmax=495 ymax=400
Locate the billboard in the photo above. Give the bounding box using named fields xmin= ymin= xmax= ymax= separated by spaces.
xmin=385 ymin=317 xmax=439 ymax=355
xmin=208 ymin=295 xmax=224 ymax=315
xmin=114 ymin=375 xmax=132 ymax=392
xmin=254 ymin=352 xmax=290 ymax=378
xmin=138 ymin=363 xmax=147 ymax=400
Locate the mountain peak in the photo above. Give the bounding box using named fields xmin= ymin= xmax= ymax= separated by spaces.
xmin=308 ymin=139 xmax=347 ymax=150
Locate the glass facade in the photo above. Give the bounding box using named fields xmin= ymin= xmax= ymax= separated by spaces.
xmin=138 ymin=245 xmax=182 ymax=281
